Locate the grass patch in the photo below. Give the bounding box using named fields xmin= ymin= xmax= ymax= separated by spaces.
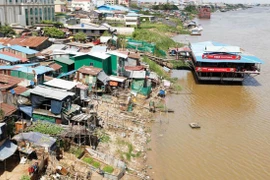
xmin=82 ymin=156 xmax=102 ymax=169
xmin=116 ymin=139 xmax=141 ymax=161
xmin=82 ymin=157 xmax=93 ymax=164
xmin=92 ymin=161 xmax=101 ymax=168
xmin=103 ymin=165 xmax=114 ymax=173
xmin=20 ymin=175 xmax=31 ymax=180
xmin=142 ymin=56 xmax=170 ymax=79
xmin=170 ymin=60 xmax=190 ymax=69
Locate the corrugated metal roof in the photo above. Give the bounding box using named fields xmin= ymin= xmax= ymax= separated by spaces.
xmin=16 ymin=66 xmax=53 ymax=75
xmin=126 ymin=70 xmax=146 ymax=79
xmin=0 ymin=51 xmax=28 ymax=62
xmin=107 ymin=51 xmax=128 ymax=59
xmin=90 ymin=45 xmax=108 ymax=53
xmin=71 ymin=113 xmax=93 ymax=122
xmin=0 ymin=37 xmax=48 ymax=48
xmin=0 ymin=66 xmax=14 ymax=70
xmin=0 ymin=44 xmax=5 ymax=49
xmin=68 ymin=23 xmax=108 ymax=30
xmin=109 ymin=75 xmax=127 ymax=82
xmin=0 ymin=53 xmax=20 ymax=62
xmin=88 ymin=52 xmax=111 ymax=60
xmin=0 ymin=103 xmax=17 ymax=116
xmin=44 ymin=78 xmax=78 ymax=90
xmin=126 ymin=12 xmax=139 ymax=17
xmin=31 ymin=85 xmax=75 ymax=100
xmin=0 ymin=74 xmax=23 ymax=90
xmin=49 ymin=63 xmax=62 ymax=70
xmin=54 ymin=57 xmax=74 ymax=65
xmin=40 ymin=44 xmax=66 ymax=55
xmin=9 ymin=45 xmax=38 ymax=55
xmin=125 ymin=66 xmax=145 ymax=71
xmin=13 ymin=86 xmax=29 ymax=95
xmin=73 ymin=51 xmax=111 ymax=60
xmin=190 ymin=41 xmax=264 ymax=64
xmin=57 ymin=70 xmax=77 ymax=78
xmin=0 ymin=140 xmax=17 ymax=161
xmin=78 ymin=66 xmax=102 ymax=76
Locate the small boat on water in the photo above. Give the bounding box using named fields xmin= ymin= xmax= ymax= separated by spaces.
xmin=190 ymin=29 xmax=201 ymax=36
xmin=189 ymin=123 xmax=201 ymax=128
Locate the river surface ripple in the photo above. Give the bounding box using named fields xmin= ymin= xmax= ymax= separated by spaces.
xmin=147 ymin=7 xmax=270 ymax=180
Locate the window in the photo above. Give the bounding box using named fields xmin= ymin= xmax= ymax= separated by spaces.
xmin=35 ymin=8 xmax=38 ymax=15
xmin=48 ymin=7 xmax=50 ymax=19
xmin=90 ymin=62 xmax=94 ymax=66
xmin=30 ymin=8 xmax=33 ymax=15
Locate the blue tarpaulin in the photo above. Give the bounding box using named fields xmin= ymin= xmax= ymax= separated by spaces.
xmin=0 ymin=140 xmax=18 ymax=161
xmin=19 ymin=106 xmax=33 ymax=117
xmin=13 ymin=132 xmax=56 ymax=150
xmin=51 ymin=100 xmax=63 ymax=114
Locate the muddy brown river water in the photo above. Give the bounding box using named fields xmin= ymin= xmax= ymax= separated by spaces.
xmin=147 ymin=7 xmax=270 ymax=180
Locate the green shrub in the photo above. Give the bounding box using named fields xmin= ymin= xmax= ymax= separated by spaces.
xmin=103 ymin=165 xmax=114 ymax=173
xmin=20 ymin=175 xmax=31 ymax=180
xmin=26 ymin=121 xmax=63 ymax=135
xmin=92 ymin=161 xmax=101 ymax=168
xmin=69 ymin=146 xmax=84 ymax=158
xmin=83 ymin=157 xmax=93 ymax=164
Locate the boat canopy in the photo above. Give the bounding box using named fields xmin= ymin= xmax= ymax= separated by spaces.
xmin=204 ymin=46 xmax=241 ymax=53
xmin=190 ymin=41 xmax=264 ymax=64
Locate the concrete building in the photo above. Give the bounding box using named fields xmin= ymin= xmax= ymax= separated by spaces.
xmin=67 ymin=23 xmax=108 ymax=38
xmin=70 ymin=0 xmax=94 ymax=11
xmin=125 ymin=12 xmax=139 ymax=27
xmin=118 ymin=0 xmax=129 ymax=7
xmin=54 ymin=0 xmax=66 ymax=13
xmin=0 ymin=0 xmax=55 ymax=26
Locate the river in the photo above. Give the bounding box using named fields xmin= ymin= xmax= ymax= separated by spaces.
xmin=147 ymin=7 xmax=270 ymax=180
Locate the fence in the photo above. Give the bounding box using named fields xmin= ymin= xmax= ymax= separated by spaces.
xmin=86 ymin=148 xmax=126 ymax=180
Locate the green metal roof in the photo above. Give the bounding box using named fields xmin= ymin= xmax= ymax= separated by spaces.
xmin=54 ymin=57 xmax=74 ymax=65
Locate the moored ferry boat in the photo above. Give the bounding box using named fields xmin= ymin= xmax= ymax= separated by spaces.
xmin=198 ymin=5 xmax=211 ymax=19
xmin=189 ymin=41 xmax=264 ymax=82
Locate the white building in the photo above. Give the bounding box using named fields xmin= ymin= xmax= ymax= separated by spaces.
xmin=0 ymin=0 xmax=55 ymax=26
xmin=96 ymin=0 xmax=105 ymax=7
xmin=71 ymin=0 xmax=94 ymax=11
xmin=125 ymin=12 xmax=139 ymax=27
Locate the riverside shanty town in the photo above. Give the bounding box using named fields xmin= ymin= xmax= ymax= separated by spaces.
xmin=0 ymin=1 xmax=265 ymax=180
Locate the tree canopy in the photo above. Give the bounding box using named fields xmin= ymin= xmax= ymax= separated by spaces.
xmin=184 ymin=5 xmax=198 ymax=14
xmin=0 ymin=24 xmax=16 ymax=37
xmin=74 ymin=32 xmax=87 ymax=42
xmin=152 ymin=4 xmax=179 ymax=10
xmin=43 ymin=27 xmax=65 ymax=38
xmin=41 ymin=20 xmax=64 ymax=28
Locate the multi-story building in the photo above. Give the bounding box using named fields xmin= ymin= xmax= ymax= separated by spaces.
xmin=118 ymin=0 xmax=129 ymax=7
xmin=104 ymin=0 xmax=116 ymax=5
xmin=70 ymin=0 xmax=94 ymax=12
xmin=0 ymin=0 xmax=55 ymax=26
xmin=54 ymin=0 xmax=66 ymax=13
